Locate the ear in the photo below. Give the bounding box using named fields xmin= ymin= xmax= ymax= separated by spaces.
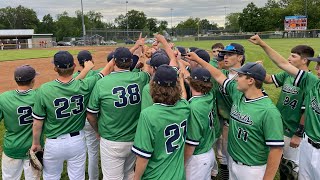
xmin=302 ymin=57 xmax=308 ymax=65
xmin=54 ymin=67 xmax=58 ymax=72
xmin=237 ymin=55 xmax=243 ymax=62
xmin=248 ymin=77 xmax=255 ymax=86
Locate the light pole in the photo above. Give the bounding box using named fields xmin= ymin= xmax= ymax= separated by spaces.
xmin=305 ymin=0 xmax=307 ymax=16
xmin=170 ymin=8 xmax=173 ymax=36
xmin=81 ymin=0 xmax=86 ymax=45
xmin=224 ymin=6 xmax=227 ymax=28
xmin=126 ymin=1 xmax=129 ymax=38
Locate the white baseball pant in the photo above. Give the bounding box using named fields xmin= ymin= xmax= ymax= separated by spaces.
xmin=1 ymin=152 xmax=40 ymax=180
xmin=186 ymin=148 xmax=216 ymax=180
xmin=43 ymin=130 xmax=86 ymax=180
xmin=228 ymin=155 xmax=266 ymax=180
xmin=283 ymin=135 xmax=300 ymax=169
xmin=100 ymin=138 xmax=135 ymax=180
xmin=299 ymin=135 xmax=320 ymax=180
xmin=84 ymin=120 xmax=100 ymax=180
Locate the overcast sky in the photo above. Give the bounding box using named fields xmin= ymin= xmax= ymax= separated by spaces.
xmin=1 ymin=0 xmax=269 ymax=27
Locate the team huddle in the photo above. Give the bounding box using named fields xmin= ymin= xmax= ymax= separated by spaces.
xmin=0 ymin=34 xmax=320 ymax=180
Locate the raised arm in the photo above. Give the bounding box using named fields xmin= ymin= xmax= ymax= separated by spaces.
xmin=249 ymin=35 xmax=299 ymax=77
xmin=186 ymin=52 xmax=227 ymax=85
xmin=99 ymin=59 xmax=115 ymax=76
xmin=155 ymin=34 xmax=179 ymax=67
xmin=75 ymin=61 xmax=95 ymax=80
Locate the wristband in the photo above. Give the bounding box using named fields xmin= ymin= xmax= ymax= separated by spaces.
xmin=294 ymin=124 xmax=304 ymax=138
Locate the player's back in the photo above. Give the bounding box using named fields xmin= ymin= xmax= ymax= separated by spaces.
xmin=33 ymin=74 xmax=101 ymax=138
xmin=0 ymin=89 xmax=42 ymax=159
xmin=138 ymin=99 xmax=190 ymax=180
xmin=91 ymin=70 xmax=149 ymax=142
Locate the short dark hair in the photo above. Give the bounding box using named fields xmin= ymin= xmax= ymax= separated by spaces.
xmin=188 ymin=77 xmax=213 ymax=94
xmin=16 ymin=79 xmax=33 ymax=86
xmin=291 ymin=45 xmax=315 ymax=65
xmin=115 ymin=60 xmax=132 ymax=70
xmin=150 ymin=81 xmax=181 ymax=105
xmin=211 ymin=43 xmax=224 ymax=50
xmin=245 ymin=75 xmax=263 ymax=89
xmin=56 ymin=66 xmax=75 ymax=77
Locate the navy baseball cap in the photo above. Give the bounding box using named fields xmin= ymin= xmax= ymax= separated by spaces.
xmin=176 ymin=46 xmax=187 ymax=56
xmin=107 ymin=51 xmax=115 ymax=62
xmin=53 ymin=51 xmax=74 ymax=69
xmin=220 ymin=43 xmax=245 ymax=55
xmin=194 ymin=49 xmax=210 ymax=63
xmin=114 ymin=47 xmax=133 ymax=62
xmin=77 ymin=50 xmax=92 ymax=65
xmin=14 ymin=65 xmax=38 ymax=82
xmin=188 ymin=47 xmax=198 ymax=52
xmin=217 ymin=52 xmax=224 ymax=61
xmin=146 ymin=53 xmax=170 ymax=69
xmin=153 ymin=65 xmax=177 ymax=87
xmin=231 ymin=62 xmax=266 ymax=82
xmin=307 ymin=54 xmax=320 ymax=62
xmin=191 ymin=68 xmax=211 ymax=82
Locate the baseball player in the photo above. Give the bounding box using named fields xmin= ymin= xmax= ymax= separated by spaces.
xmin=262 ymin=45 xmax=314 ymax=179
xmin=184 ymin=67 xmax=218 ymax=179
xmin=249 ymin=35 xmax=320 ymax=180
xmin=187 ymin=52 xmax=284 ymax=180
xmin=86 ymin=47 xmax=150 ymax=180
xmin=210 ymin=43 xmax=225 ymax=69
xmin=0 ymin=65 xmax=43 ymax=180
xmin=132 ymin=65 xmax=190 ymax=180
xmin=31 ymin=51 xmax=113 ymax=180
xmin=73 ymin=50 xmax=101 ymax=180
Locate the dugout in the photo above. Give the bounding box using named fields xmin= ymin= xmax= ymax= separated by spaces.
xmin=0 ymin=29 xmax=53 ymax=50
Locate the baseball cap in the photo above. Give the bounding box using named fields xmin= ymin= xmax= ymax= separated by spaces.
xmin=146 ymin=53 xmax=170 ymax=69
xmin=220 ymin=43 xmax=245 ymax=55
xmin=217 ymin=52 xmax=224 ymax=61
xmin=77 ymin=50 xmax=92 ymax=65
xmin=231 ymin=62 xmax=266 ymax=82
xmin=188 ymin=47 xmax=198 ymax=52
xmin=194 ymin=49 xmax=210 ymax=63
xmin=107 ymin=51 xmax=115 ymax=62
xmin=307 ymin=54 xmax=320 ymax=62
xmin=14 ymin=65 xmax=38 ymax=82
xmin=53 ymin=51 xmax=75 ymax=69
xmin=114 ymin=47 xmax=133 ymax=62
xmin=176 ymin=46 xmax=187 ymax=56
xmin=191 ymin=68 xmax=211 ymax=82
xmin=153 ymin=65 xmax=177 ymax=87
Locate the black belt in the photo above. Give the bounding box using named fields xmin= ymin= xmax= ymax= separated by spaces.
xmin=51 ymin=131 xmax=80 ymax=139
xmin=308 ymin=138 xmax=320 ymax=149
xmin=232 ymin=158 xmax=251 ymax=166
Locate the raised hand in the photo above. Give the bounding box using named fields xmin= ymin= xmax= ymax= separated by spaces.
xmin=248 ymin=35 xmax=263 ymax=45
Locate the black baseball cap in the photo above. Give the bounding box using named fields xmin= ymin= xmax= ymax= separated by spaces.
xmin=191 ymin=68 xmax=211 ymax=82
xmin=194 ymin=49 xmax=210 ymax=63
xmin=14 ymin=65 xmax=38 ymax=82
xmin=231 ymin=62 xmax=266 ymax=82
xmin=77 ymin=50 xmax=92 ymax=65
xmin=217 ymin=52 xmax=224 ymax=61
xmin=176 ymin=46 xmax=187 ymax=56
xmin=146 ymin=53 xmax=170 ymax=69
xmin=220 ymin=43 xmax=245 ymax=55
xmin=188 ymin=47 xmax=198 ymax=52
xmin=307 ymin=54 xmax=320 ymax=62
xmin=114 ymin=47 xmax=133 ymax=63
xmin=53 ymin=51 xmax=75 ymax=69
xmin=107 ymin=51 xmax=115 ymax=62
xmin=153 ymin=65 xmax=177 ymax=87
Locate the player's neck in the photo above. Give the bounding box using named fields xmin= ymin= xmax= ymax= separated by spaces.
xmin=17 ymin=85 xmax=33 ymax=91
xmin=57 ymin=76 xmax=73 ymax=83
xmin=191 ymin=89 xmax=203 ymax=97
xmin=299 ymin=65 xmax=309 ymax=71
xmin=243 ymin=87 xmax=264 ymax=100
xmin=114 ymin=66 xmax=129 ymax=72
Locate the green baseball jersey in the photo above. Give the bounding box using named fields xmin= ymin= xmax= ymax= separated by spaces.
xmin=132 ymin=99 xmax=190 ymax=180
xmin=294 ymin=70 xmax=320 ymax=141
xmin=141 ymin=83 xmax=152 ymax=110
xmin=32 ymin=73 xmax=103 ymax=138
xmin=272 ymin=71 xmax=305 ymax=137
xmin=0 ymin=89 xmax=43 ymax=159
xmin=209 ymin=58 xmax=219 ymax=68
xmin=223 ymin=79 xmax=284 ymax=166
xmin=186 ymin=90 xmax=218 ymax=155
xmin=216 ymin=69 xmax=234 ymax=120
xmin=87 ymin=70 xmax=150 ymax=142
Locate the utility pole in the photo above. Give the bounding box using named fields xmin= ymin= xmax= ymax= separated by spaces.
xmin=126 ymin=1 xmax=129 ymax=38
xmin=224 ymin=6 xmax=227 ymax=28
xmin=171 ymin=8 xmax=173 ymax=36
xmin=81 ymin=0 xmax=86 ymax=45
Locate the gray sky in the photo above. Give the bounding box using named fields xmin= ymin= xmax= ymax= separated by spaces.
xmin=1 ymin=0 xmax=268 ymax=27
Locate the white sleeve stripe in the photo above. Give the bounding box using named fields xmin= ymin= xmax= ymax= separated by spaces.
xmin=266 ymin=142 xmax=284 ymax=146
xmin=131 ymin=147 xmax=152 ymax=158
xmin=32 ymin=113 xmax=45 ymax=120
xmin=86 ymin=108 xmax=99 ymax=114
xmin=98 ymin=73 xmax=104 ymax=78
xmin=222 ymin=79 xmax=231 ymax=94
xmin=271 ymin=75 xmax=279 ymax=87
xmin=301 ymin=106 xmax=306 ymax=110
xmin=294 ymin=70 xmax=304 ymax=87
xmin=185 ymin=140 xmax=199 ymax=146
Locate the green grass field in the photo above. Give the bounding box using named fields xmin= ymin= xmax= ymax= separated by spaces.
xmin=0 ymin=38 xmax=319 ymax=179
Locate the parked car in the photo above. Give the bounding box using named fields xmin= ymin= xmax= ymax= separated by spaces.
xmin=102 ymin=40 xmax=117 ymax=45
xmin=145 ymin=38 xmax=155 ymax=44
xmin=125 ymin=39 xmax=135 ymax=44
xmin=57 ymin=41 xmax=72 ymax=46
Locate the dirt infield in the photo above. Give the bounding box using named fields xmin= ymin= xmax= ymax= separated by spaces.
xmin=0 ymin=46 xmax=117 ymax=93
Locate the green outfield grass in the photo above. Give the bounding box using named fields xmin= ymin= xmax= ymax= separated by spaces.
xmin=0 ymin=49 xmax=81 ymax=61
xmin=0 ymin=38 xmax=320 ymax=179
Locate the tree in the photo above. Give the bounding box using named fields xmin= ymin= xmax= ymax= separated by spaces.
xmin=38 ymin=14 xmax=55 ymax=33
xmin=239 ymin=2 xmax=268 ymax=32
xmin=225 ymin=13 xmax=241 ymax=32
xmin=0 ymin=6 xmax=39 ymax=30
xmin=55 ymin=11 xmax=80 ymax=40
xmin=115 ymin=10 xmax=147 ymax=30
xmin=146 ymin=18 xmax=158 ymax=34
xmin=158 ymin=20 xmax=168 ymax=31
